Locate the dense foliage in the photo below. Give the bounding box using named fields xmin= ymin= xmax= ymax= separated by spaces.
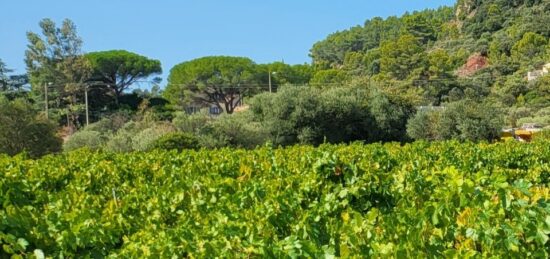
xmin=8 ymin=0 xmax=550 ymax=156
xmin=310 ymin=0 xmax=550 ymax=125
xmin=151 ymin=132 xmax=199 ymax=151
xmin=1 ymin=140 xmax=549 ymax=257
xmin=24 ymin=18 xmax=93 ymax=128
xmin=407 ymin=100 xmax=504 ymax=141
xmin=64 ymin=85 xmax=416 ymax=151
xmin=164 ymin=56 xmax=261 ymax=114
xmin=0 ymin=98 xmax=62 ymax=158
xmin=86 ymin=50 xmax=162 ymax=105
xmin=249 ymin=86 xmax=414 ymax=145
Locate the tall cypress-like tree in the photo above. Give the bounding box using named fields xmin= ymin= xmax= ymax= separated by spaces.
xmin=25 ymin=18 xmax=92 ymax=128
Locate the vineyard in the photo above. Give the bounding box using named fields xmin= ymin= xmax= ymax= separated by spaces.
xmin=1 ymin=140 xmax=549 ymax=258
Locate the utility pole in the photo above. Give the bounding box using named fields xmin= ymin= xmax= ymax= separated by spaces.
xmin=268 ymin=70 xmax=277 ymax=93
xmin=85 ymin=84 xmax=89 ymax=126
xmin=268 ymin=69 xmax=272 ymax=93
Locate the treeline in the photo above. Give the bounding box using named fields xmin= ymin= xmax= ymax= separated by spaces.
xmin=310 ymin=0 xmax=550 ymax=124
xmin=2 ymin=0 xmax=550 ymax=156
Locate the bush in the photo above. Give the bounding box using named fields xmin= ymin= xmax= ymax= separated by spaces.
xmin=406 ymin=109 xmax=442 ymax=141
xmin=368 ymin=90 xmax=415 ymax=142
xmin=64 ymin=112 xmax=133 ymax=152
xmin=201 ymin=112 xmax=270 ymax=148
xmin=131 ymin=122 xmax=175 ymax=151
xmin=407 ymin=100 xmax=504 ymax=142
xmin=104 ymin=121 xmax=149 ymax=152
xmin=248 ymin=86 xmax=413 ymax=146
xmin=516 ymin=106 xmax=550 ymax=127
xmin=0 ymin=98 xmax=62 ymax=157
xmin=152 ymin=132 xmax=199 ymax=151
xmin=105 ymin=133 xmax=134 ymax=153
xmin=64 ymin=130 xmax=107 ymax=151
xmin=172 ymin=111 xmax=212 ymax=133
xmin=85 ymin=111 xmax=132 ymax=133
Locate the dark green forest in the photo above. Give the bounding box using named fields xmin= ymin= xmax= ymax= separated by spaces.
xmin=311 ymin=0 xmax=550 ymax=111
xmin=1 ymin=0 xmax=550 ymax=156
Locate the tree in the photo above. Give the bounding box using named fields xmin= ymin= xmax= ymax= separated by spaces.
xmin=379 ymin=34 xmax=426 ymax=80
xmin=256 ymin=62 xmax=313 ymax=88
xmin=423 ymin=49 xmax=460 ymax=105
xmin=309 ymin=69 xmax=349 ymax=87
xmin=1 ymin=59 xmax=31 ymax=99
xmin=0 ymin=58 xmax=12 ymax=91
xmin=25 ymin=18 xmax=92 ymax=127
xmin=406 ymin=109 xmax=441 ymax=141
xmin=86 ymin=50 xmax=162 ymax=105
xmin=0 ymin=97 xmax=62 ymax=157
xmin=248 ymin=86 xmax=413 ymax=146
xmin=511 ymin=32 xmax=548 ymax=63
xmin=164 ymin=56 xmax=260 ymax=114
xmin=343 ymin=52 xmax=367 ymax=76
xmin=403 ymin=12 xmax=436 ymax=43
xmin=310 ymin=26 xmax=368 ymax=68
xmin=368 ymin=90 xmax=415 ymax=142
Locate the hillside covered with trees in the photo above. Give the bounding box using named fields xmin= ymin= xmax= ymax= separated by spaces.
xmin=310 ymin=0 xmax=550 ymax=127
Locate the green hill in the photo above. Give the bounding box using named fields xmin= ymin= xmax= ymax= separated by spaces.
xmin=310 ymin=0 xmax=550 ymax=127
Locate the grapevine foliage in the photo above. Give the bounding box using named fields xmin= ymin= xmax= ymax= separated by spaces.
xmin=1 ymin=140 xmax=549 ymax=257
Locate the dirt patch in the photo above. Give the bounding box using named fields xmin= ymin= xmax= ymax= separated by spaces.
xmin=456 ymin=53 xmax=489 ymax=77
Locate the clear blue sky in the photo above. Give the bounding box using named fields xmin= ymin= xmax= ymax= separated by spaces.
xmin=1 ymin=0 xmax=455 ymax=87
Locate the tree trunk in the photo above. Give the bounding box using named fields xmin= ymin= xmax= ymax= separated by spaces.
xmin=114 ymin=88 xmax=120 ymax=107
xmin=224 ymin=101 xmax=234 ymax=114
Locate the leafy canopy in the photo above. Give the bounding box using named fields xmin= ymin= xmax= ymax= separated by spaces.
xmin=164 ymin=56 xmax=260 ymax=114
xmin=86 ymin=50 xmax=162 ymax=100
xmin=0 ymin=97 xmax=62 ymax=157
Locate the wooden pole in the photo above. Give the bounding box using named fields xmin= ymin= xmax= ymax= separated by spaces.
xmin=85 ymin=85 xmax=89 ymax=126
xmin=268 ymin=69 xmax=272 ymax=93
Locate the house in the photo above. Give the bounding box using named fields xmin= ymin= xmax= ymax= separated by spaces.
xmin=527 ymin=70 xmax=545 ymax=81
xmin=184 ymin=94 xmax=244 ymax=115
xmin=185 ymin=103 xmax=224 ymax=116
xmin=527 ymin=63 xmax=550 ymax=81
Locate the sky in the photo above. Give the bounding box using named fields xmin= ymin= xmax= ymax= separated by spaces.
xmin=1 ymin=0 xmax=455 ymax=88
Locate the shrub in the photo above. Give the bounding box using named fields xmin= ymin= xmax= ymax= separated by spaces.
xmin=104 ymin=120 xmax=156 ymax=152
xmin=64 ymin=130 xmax=107 ymax=151
xmin=406 ymin=109 xmax=442 ymax=141
xmin=131 ymin=122 xmax=175 ymax=151
xmin=172 ymin=111 xmax=212 ymax=133
xmin=105 ymin=133 xmax=134 ymax=153
xmin=85 ymin=111 xmax=132 ymax=133
xmin=407 ymin=100 xmax=504 ymax=142
xmin=201 ymin=112 xmax=270 ymax=148
xmin=24 ymin=120 xmax=63 ymax=157
xmin=516 ymin=106 xmax=550 ymax=127
xmin=248 ymin=86 xmax=413 ymax=146
xmin=0 ymin=98 xmax=62 ymax=157
xmin=152 ymin=132 xmax=199 ymax=151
